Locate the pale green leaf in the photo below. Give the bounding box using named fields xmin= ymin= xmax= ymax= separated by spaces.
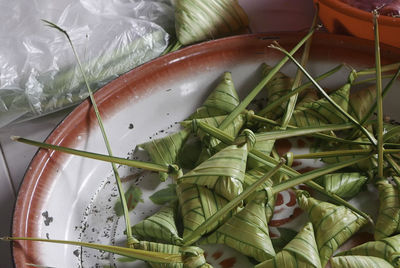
xmin=114 ymin=185 xmax=144 ymax=216
xmin=149 ymin=184 xmax=178 ymax=205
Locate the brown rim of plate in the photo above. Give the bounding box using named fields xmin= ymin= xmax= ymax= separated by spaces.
xmin=317 ymin=0 xmax=400 ymax=25
xmin=11 ymin=31 xmax=400 ymax=267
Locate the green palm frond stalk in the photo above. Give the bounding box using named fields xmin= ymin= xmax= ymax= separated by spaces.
xmin=12 ymin=136 xmax=170 ymax=173
xmin=373 ymin=12 xmax=384 ymax=179
xmin=269 ymin=42 xmax=377 ymax=146
xmin=218 ymin=28 xmax=316 ymax=130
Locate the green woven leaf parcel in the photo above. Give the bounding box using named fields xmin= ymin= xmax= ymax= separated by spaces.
xmin=348 ymin=85 xmax=376 ymax=121
xmin=138 ymin=128 xmax=190 ymax=181
xmin=244 ymin=165 xmax=286 ymax=221
xmin=176 ymin=183 xmax=239 ymax=242
xmin=260 ymin=63 xmax=294 ymax=120
xmin=131 ymin=202 xmax=183 ymax=245
xmin=338 ymin=233 xmax=400 ymax=267
xmin=297 ymin=191 xmax=368 ymax=267
xmin=330 ymin=255 xmax=393 ymax=268
xmin=289 ymin=84 xmax=350 ymax=127
xmin=174 ymin=0 xmax=249 ymax=45
xmin=255 ymin=222 xmax=322 ymax=268
xmin=184 ymin=114 xmax=245 ymax=150
xmin=135 ymin=241 xmax=211 ymax=268
xmin=189 ymin=72 xmax=240 ymax=119
xmin=375 ymin=180 xmax=400 ymax=240
xmin=178 ymin=143 xmax=248 ymax=201
xmin=201 ymin=190 xmax=275 ymax=262
xmin=315 ymin=172 xmax=368 ymax=199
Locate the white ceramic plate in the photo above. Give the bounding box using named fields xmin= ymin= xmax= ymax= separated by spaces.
xmin=13 ymin=32 xmax=400 ymax=267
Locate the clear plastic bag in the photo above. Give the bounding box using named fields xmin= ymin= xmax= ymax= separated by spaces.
xmin=0 ymin=0 xmax=174 ymax=128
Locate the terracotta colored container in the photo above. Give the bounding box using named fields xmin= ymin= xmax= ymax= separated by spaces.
xmin=315 ymin=0 xmax=400 ymax=47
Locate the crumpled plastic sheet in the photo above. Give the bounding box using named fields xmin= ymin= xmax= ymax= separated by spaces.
xmin=0 ymin=0 xmax=174 ymax=128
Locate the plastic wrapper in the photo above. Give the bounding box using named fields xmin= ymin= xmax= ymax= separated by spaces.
xmin=0 ymin=0 xmax=174 ymax=128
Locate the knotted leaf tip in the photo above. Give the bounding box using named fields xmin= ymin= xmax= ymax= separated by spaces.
xmin=245 ymin=109 xmax=255 ymax=122
xmin=10 ymin=136 xmax=20 ymax=141
xmin=284 ymin=152 xmax=294 ymax=167
xmin=240 ymin=129 xmax=256 ymax=151
xmin=168 ymin=164 xmax=182 ymax=180
xmin=181 ymin=246 xmax=208 ymax=267
xmin=391 ymin=252 xmax=400 ymax=267
xmin=296 ymin=189 xmax=311 ymax=199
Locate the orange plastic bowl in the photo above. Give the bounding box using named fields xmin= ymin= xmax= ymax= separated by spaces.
xmin=314 ymin=0 xmax=400 ymax=47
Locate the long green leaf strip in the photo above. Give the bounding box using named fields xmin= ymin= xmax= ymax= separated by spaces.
xmin=256 ymin=222 xmax=322 ymax=268
xmin=289 ymin=83 xmax=350 ymax=127
xmin=175 ymin=0 xmax=249 ymax=45
xmin=201 ymin=190 xmax=275 ymax=262
xmin=330 ymin=255 xmax=393 ymax=268
xmin=313 ymin=138 xmax=376 ymax=172
xmin=315 ymin=172 xmax=368 ymax=199
xmin=177 ymin=183 xmax=239 ymax=242
xmin=4 ymin=237 xmax=213 ymax=268
xmin=41 ymin=20 xmax=140 ymax=245
xmin=4 ymin=237 xmax=183 ymax=264
xmin=338 ymin=233 xmax=400 ymax=267
xmin=189 ymin=72 xmax=240 ymax=119
xmin=375 ymin=180 xmax=400 ymax=240
xmin=134 ymin=241 xmax=182 ymax=268
xmin=297 ymin=191 xmax=368 ymax=267
xmin=178 ymin=143 xmax=248 ymax=201
xmin=138 ymin=128 xmax=190 ymax=181
xmin=131 ymin=202 xmax=183 ymax=245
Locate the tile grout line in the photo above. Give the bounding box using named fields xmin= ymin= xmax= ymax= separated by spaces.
xmin=0 ymin=142 xmax=17 ymax=198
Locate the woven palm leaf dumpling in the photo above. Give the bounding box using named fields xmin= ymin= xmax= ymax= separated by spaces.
xmin=8 ymin=57 xmax=400 ymax=267
xmin=129 ymin=53 xmax=400 ymax=267
xmin=6 ymin=9 xmax=400 ymax=267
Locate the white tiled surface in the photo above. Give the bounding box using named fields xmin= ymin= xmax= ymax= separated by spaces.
xmin=0 ymin=1 xmax=313 ymax=267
